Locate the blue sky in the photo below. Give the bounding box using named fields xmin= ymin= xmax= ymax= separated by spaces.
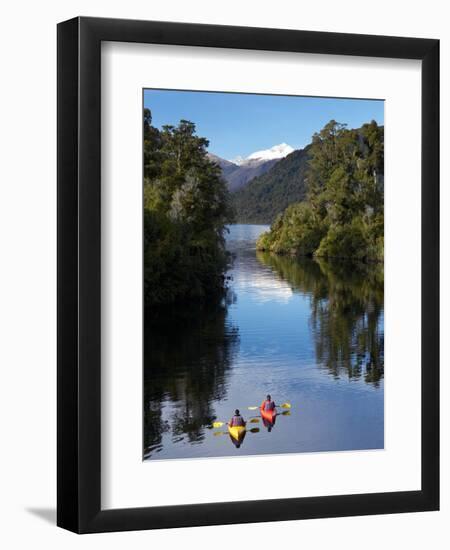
xmin=144 ymin=89 xmax=384 ymax=161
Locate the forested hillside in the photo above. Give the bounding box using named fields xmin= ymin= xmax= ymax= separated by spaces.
xmin=143 ymin=109 xmax=233 ymax=306
xmin=231 ymin=146 xmax=311 ymax=224
xmin=257 ymin=120 xmax=384 ymax=261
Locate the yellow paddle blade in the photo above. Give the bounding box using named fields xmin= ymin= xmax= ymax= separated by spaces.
xmin=249 ymin=418 xmax=260 ymax=423
xmin=280 ymin=403 xmax=291 ymax=409
xmin=281 ymin=410 xmax=291 ymax=416
xmin=248 ymin=406 xmax=258 ymax=410
xmin=249 ymin=427 xmax=260 ymax=433
xmin=212 ymin=421 xmax=225 ymax=428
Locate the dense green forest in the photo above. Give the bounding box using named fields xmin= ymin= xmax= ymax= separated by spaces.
xmin=143 ymin=109 xmax=233 ymax=306
xmin=231 ymin=146 xmax=310 ymax=224
xmin=257 ymin=120 xmax=384 ymax=261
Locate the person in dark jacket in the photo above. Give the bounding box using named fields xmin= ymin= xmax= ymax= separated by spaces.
xmin=229 ymin=409 xmax=246 ymax=427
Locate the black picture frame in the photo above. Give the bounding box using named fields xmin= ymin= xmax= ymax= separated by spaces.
xmin=57 ymin=16 xmax=439 ymax=533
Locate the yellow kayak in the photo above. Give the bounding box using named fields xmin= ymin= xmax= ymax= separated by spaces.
xmin=228 ymin=425 xmax=246 ymax=442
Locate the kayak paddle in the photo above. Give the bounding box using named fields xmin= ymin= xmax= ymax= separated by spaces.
xmin=212 ymin=421 xmax=226 ymax=428
xmin=248 ymin=402 xmax=292 ymax=410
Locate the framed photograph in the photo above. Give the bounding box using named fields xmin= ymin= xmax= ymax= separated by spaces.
xmin=57 ymin=17 xmax=439 ymax=533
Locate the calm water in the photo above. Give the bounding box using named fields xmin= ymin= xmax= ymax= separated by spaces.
xmin=144 ymin=224 xmax=384 ymax=460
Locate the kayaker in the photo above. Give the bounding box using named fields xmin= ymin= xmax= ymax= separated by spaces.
xmin=261 ymin=394 xmax=276 ymax=412
xmin=229 ymin=409 xmax=246 ymax=427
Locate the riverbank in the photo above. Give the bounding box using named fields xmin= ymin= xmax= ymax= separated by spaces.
xmin=255 ymin=210 xmax=384 ymax=262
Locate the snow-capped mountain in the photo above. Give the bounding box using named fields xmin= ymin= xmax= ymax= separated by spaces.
xmin=208 ymin=143 xmax=295 ymax=192
xmin=232 ymin=143 xmax=294 ymax=166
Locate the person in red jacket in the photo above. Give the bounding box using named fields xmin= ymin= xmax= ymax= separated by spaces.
xmin=261 ymin=394 xmax=276 ymax=412
xmin=260 ymin=395 xmax=277 ymax=432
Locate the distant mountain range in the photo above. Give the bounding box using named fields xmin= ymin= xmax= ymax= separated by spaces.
xmin=207 ymin=143 xmax=294 ymax=192
xmin=211 ymin=126 xmax=382 ymax=225
xmin=208 ymin=142 xmax=310 ymax=224
xmin=231 ymin=143 xmax=294 ymax=165
xmin=231 ymin=146 xmax=311 ymax=224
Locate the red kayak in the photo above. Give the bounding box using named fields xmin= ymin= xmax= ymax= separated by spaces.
xmin=260 ymin=407 xmax=276 ymax=424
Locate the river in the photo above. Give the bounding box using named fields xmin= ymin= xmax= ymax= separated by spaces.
xmin=144 ymin=224 xmax=384 ymax=460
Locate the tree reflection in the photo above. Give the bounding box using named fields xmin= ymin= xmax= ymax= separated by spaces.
xmin=144 ymin=297 xmax=239 ymax=458
xmin=256 ymin=252 xmax=384 ymax=386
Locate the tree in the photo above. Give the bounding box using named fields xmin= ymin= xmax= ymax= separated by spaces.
xmin=143 ymin=109 xmax=234 ymax=305
xmin=143 ymin=108 xmax=162 ymax=180
xmin=257 ymin=120 xmax=384 ymax=262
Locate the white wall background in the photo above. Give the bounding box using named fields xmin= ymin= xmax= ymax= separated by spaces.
xmin=0 ymin=0 xmax=448 ymax=547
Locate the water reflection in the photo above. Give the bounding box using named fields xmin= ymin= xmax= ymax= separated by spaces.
xmin=144 ymin=300 xmax=239 ymax=458
xmin=256 ymin=253 xmax=384 ymax=387
xmin=261 ymin=415 xmax=277 ymax=432
xmin=144 ymin=224 xmax=384 ymax=459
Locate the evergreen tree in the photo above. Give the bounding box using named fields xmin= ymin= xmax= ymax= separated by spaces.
xmin=257 ymin=120 xmax=384 ymax=262
xmin=143 ymin=109 xmax=233 ymax=306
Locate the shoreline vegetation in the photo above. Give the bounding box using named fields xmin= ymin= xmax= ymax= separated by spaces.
xmin=143 ymin=108 xmax=233 ymax=307
xmin=256 ymin=120 xmax=384 ymax=262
